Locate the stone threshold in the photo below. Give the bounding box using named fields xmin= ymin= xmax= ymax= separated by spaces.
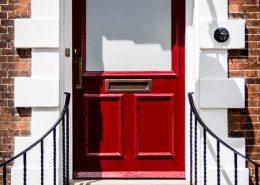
xmin=70 ymin=180 xmax=189 ymax=185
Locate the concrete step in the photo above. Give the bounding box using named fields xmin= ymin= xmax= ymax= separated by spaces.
xmin=70 ymin=180 xmax=190 ymax=185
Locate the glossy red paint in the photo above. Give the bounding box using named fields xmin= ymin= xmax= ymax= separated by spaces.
xmin=73 ymin=0 xmax=185 ymax=179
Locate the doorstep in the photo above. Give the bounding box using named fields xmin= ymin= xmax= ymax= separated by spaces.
xmin=70 ymin=180 xmax=189 ymax=185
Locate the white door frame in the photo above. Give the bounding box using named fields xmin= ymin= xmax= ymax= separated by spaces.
xmin=59 ymin=0 xmax=198 ymax=180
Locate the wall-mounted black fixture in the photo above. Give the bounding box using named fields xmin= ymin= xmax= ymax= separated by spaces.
xmin=214 ymin=27 xmax=229 ymax=42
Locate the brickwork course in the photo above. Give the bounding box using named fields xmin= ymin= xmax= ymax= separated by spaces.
xmin=0 ymin=0 xmax=31 ymax=184
xmin=229 ymin=0 xmax=260 ymax=184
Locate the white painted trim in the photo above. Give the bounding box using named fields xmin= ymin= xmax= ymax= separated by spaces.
xmin=185 ymin=0 xmax=197 ymax=182
xmin=59 ymin=0 xmax=73 ymax=180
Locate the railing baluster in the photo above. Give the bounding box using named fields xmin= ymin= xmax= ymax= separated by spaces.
xmin=62 ymin=117 xmax=66 ymax=185
xmin=195 ymin=118 xmax=198 ymax=185
xmin=217 ymin=141 xmax=220 ymax=185
xmin=66 ymin=111 xmax=69 ymax=184
xmin=23 ymin=153 xmax=27 ymax=185
xmin=234 ymin=153 xmax=238 ymax=185
xmin=0 ymin=93 xmax=70 ymax=185
xmin=41 ymin=140 xmax=44 ymax=185
xmin=53 ymin=128 xmax=57 ymax=185
xmin=188 ymin=93 xmax=260 ymax=185
xmin=203 ymin=129 xmax=207 ymax=185
xmin=256 ymin=165 xmax=259 ymax=185
xmin=3 ymin=164 xmax=6 ymax=185
xmin=190 ymin=108 xmax=193 ymax=185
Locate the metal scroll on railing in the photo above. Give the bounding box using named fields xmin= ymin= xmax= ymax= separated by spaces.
xmin=0 ymin=93 xmax=71 ymax=185
xmin=188 ymin=92 xmax=260 ymax=185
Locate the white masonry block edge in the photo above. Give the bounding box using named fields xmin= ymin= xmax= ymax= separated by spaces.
xmin=31 ymin=0 xmax=59 ymax=19
xmin=30 ymin=108 xmax=60 ymax=136
xmin=14 ymin=19 xmax=59 ymax=48
xmin=14 ymin=77 xmax=59 ymax=107
xmin=11 ymin=167 xmax=58 ymax=185
xmin=199 ymin=109 xmax=228 ymax=137
xmin=199 ymin=50 xmax=228 ymax=78
xmin=203 ymin=137 xmax=246 ymax=168
xmin=31 ymin=49 xmax=60 ymax=77
xmin=199 ymin=0 xmax=228 ymax=20
xmin=200 ymin=78 xmax=245 ymax=108
xmin=13 ymin=136 xmax=59 ymax=167
xmin=200 ymin=19 xmax=245 ymax=49
xmin=204 ymin=168 xmax=249 ymax=185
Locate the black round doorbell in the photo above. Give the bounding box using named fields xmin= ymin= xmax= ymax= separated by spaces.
xmin=214 ymin=28 xmax=230 ymax=43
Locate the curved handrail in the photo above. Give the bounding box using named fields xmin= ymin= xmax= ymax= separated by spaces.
xmin=188 ymin=92 xmax=260 ymax=167
xmin=0 ymin=92 xmax=71 ymax=167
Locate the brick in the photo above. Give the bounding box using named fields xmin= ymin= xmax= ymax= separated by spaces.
xmin=0 ymin=20 xmax=13 ymax=27
xmin=1 ymin=5 xmax=13 ymax=11
xmin=243 ymin=5 xmax=260 ymax=12
xmin=0 ymin=12 xmax=7 ymax=19
xmin=2 ymin=49 xmax=15 ymax=55
xmin=0 ymin=0 xmax=8 ymax=4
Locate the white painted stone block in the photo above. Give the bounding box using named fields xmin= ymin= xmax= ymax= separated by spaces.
xmin=199 ymin=50 xmax=228 ymax=78
xmin=200 ymin=78 xmax=245 ymax=108
xmin=15 ymin=19 xmax=59 ymax=48
xmin=200 ymin=109 xmax=228 ymax=137
xmin=31 ymin=108 xmax=59 ymax=136
xmin=199 ymin=0 xmax=228 ymax=19
xmin=31 ymin=0 xmax=59 ymax=18
xmin=11 ymin=167 xmax=58 ymax=185
xmin=205 ymin=136 xmax=246 ymax=168
xmin=200 ymin=20 xmax=245 ymax=49
xmin=206 ymin=168 xmax=249 ymax=185
xmin=13 ymin=136 xmax=58 ymax=167
xmin=14 ymin=77 xmax=59 ymax=107
xmin=32 ymin=49 xmax=59 ymax=77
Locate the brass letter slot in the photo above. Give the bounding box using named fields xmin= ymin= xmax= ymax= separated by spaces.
xmin=106 ymin=79 xmax=152 ymax=92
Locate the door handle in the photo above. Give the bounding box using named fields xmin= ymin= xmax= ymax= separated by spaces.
xmin=75 ymin=57 xmax=83 ymax=89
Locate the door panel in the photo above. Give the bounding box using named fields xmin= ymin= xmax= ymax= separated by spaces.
xmin=73 ymin=0 xmax=185 ymax=179
xmin=86 ymin=0 xmax=172 ymax=71
xmin=134 ymin=94 xmax=174 ymax=158
xmin=84 ymin=94 xmax=123 ymax=158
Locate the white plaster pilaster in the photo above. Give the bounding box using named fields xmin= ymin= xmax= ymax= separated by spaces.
xmin=13 ymin=0 xmax=60 ymax=184
xmin=197 ymin=0 xmax=247 ymax=184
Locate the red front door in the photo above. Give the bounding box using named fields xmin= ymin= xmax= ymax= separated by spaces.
xmin=73 ymin=0 xmax=185 ymax=178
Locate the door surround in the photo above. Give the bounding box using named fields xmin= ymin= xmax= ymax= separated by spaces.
xmin=60 ymin=0 xmax=195 ymax=181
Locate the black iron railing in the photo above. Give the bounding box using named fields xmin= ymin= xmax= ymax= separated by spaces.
xmin=188 ymin=92 xmax=259 ymax=185
xmin=0 ymin=92 xmax=71 ymax=185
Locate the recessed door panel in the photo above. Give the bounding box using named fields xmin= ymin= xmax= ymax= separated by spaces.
xmin=134 ymin=94 xmax=174 ymax=158
xmin=84 ymin=94 xmax=123 ymax=158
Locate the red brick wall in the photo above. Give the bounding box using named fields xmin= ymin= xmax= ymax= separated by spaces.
xmin=0 ymin=0 xmax=31 ymax=183
xmin=229 ymin=0 xmax=260 ymax=184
